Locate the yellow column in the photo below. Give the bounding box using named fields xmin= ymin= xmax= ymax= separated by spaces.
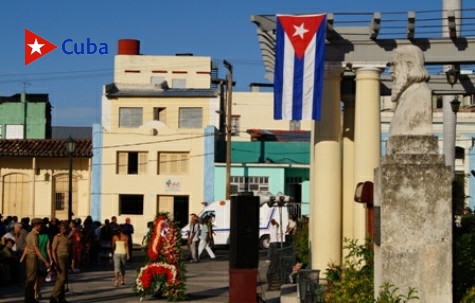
xmin=352 ymin=66 xmax=383 ymax=244
xmin=341 ymin=72 xmax=356 ymax=250
xmin=310 ymin=63 xmax=343 ymax=270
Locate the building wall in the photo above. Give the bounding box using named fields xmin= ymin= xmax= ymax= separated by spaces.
xmin=98 ymin=53 xmax=221 ymax=245
xmin=232 ymin=92 xmax=312 ymax=141
xmin=213 ymin=164 xmax=309 ymax=214
xmin=114 ymin=55 xmax=212 ymax=89
xmin=0 ymin=157 xmax=91 ymax=220
xmin=102 ymin=96 xmax=219 ymax=133
xmin=100 ymin=127 xmax=209 ymax=245
xmin=0 ymin=102 xmax=49 ymax=139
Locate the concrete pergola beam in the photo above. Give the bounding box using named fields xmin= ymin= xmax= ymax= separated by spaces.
xmin=251 ymin=15 xmax=475 ymax=85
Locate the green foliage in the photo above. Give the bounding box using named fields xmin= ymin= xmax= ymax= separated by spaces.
xmin=453 ymin=175 xmax=466 ymax=217
xmin=375 ymin=283 xmax=419 ymax=303
xmin=461 ymin=286 xmax=475 ymax=303
xmin=324 ymin=238 xmax=419 ymax=303
xmin=454 ymin=214 xmax=475 ymax=303
xmin=293 ymin=219 xmax=309 ymax=267
xmin=324 ymin=238 xmax=374 ymax=303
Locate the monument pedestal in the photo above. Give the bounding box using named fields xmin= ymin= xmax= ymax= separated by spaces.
xmin=374 ymin=136 xmax=452 ymax=302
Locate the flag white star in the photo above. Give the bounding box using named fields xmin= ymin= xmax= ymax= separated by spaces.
xmin=28 ymin=39 xmax=44 ymax=55
xmin=292 ymin=23 xmax=309 ymax=39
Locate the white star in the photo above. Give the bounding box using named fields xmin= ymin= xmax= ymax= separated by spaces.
xmin=293 ymin=23 xmax=309 ymax=39
xmin=28 ymin=39 xmax=44 ymax=55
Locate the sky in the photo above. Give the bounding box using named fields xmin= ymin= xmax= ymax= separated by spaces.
xmin=0 ymin=1 xmax=466 ymax=127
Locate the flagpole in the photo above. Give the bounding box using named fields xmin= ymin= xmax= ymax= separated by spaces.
xmin=224 ymin=60 xmax=233 ymax=200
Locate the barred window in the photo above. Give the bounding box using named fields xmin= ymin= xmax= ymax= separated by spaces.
xmin=230 ymin=176 xmax=269 ymax=194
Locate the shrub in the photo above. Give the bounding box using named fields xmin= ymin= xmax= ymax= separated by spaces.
xmin=293 ymin=218 xmax=309 ymax=267
xmin=324 ymin=238 xmax=418 ymax=303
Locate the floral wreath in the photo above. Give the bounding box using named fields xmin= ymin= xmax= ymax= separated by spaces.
xmin=134 ymin=213 xmax=186 ymax=301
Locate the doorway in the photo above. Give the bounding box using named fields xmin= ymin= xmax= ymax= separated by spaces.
xmin=157 ymin=195 xmax=189 ymax=228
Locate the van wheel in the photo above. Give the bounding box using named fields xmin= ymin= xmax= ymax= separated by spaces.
xmin=259 ymin=235 xmax=270 ymax=250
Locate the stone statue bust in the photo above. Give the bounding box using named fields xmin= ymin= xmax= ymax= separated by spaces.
xmin=388 ymin=45 xmax=432 ymax=137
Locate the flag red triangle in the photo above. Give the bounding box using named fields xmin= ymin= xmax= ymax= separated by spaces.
xmin=24 ymin=29 xmax=57 ymax=66
xmin=278 ymin=14 xmax=326 ymax=60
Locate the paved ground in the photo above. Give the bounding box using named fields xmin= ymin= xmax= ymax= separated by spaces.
xmin=0 ymin=247 xmax=281 ymax=303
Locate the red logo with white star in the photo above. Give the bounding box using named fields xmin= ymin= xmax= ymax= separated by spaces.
xmin=24 ymin=29 xmax=57 ymax=65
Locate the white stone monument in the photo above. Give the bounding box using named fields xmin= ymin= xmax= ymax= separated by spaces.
xmin=374 ymin=45 xmax=453 ymax=302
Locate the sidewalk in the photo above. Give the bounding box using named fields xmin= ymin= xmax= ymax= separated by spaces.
xmin=0 ymin=248 xmax=281 ymax=303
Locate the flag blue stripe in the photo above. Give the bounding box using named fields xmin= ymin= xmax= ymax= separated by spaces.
xmin=274 ymin=20 xmax=285 ymax=120
xmin=292 ymin=55 xmax=304 ymax=120
xmin=312 ymin=16 xmax=326 ymax=120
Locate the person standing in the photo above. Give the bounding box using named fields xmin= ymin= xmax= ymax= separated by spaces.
xmin=267 ymin=219 xmax=280 ymax=262
xmin=50 ymin=222 xmax=70 ymax=303
xmin=285 ymin=214 xmax=297 ymax=245
xmin=3 ymin=223 xmax=28 ymax=285
xmin=112 ymin=226 xmax=130 ymax=287
xmin=24 ymin=218 xmax=50 ymax=303
xmin=187 ymin=214 xmax=200 ymax=262
xmin=70 ymin=222 xmax=82 ymax=273
xmin=197 ymin=217 xmax=215 ymax=261
xmin=34 ymin=223 xmax=52 ymax=299
xmin=206 ymin=214 xmax=215 ymax=250
xmin=123 ymin=218 xmax=134 ymax=261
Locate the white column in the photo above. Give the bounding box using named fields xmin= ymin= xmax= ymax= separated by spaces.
xmin=310 ymin=63 xmax=343 ymax=270
xmin=352 ymin=66 xmax=383 ymax=244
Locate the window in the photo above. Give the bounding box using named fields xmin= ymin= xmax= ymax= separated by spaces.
xmin=151 ymin=76 xmax=165 ymax=85
xmin=290 ymin=120 xmax=301 ymax=131
xmin=5 ymin=125 xmax=24 ymax=139
xmin=119 ymin=107 xmax=143 ymax=128
xmin=179 ymin=107 xmax=202 ymax=128
xmin=231 ymin=115 xmax=240 ymax=136
xmin=55 ymin=193 xmax=65 ymax=210
xmin=53 ymin=174 xmax=77 ymax=218
xmin=158 ymin=152 xmax=189 ymax=175
xmin=3 ymin=174 xmax=30 ymax=216
xmin=230 ymin=176 xmax=269 ymax=194
xmin=117 ymin=151 xmax=148 ymax=175
xmin=119 ymin=194 xmax=144 ymax=215
xmin=172 ymin=78 xmax=186 ymax=88
xmin=153 ymin=107 xmax=166 ymax=122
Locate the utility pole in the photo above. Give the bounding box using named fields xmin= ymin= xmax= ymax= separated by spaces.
xmin=224 ymin=60 xmax=233 ymax=200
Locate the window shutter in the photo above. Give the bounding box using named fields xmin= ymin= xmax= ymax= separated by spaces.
xmin=180 ymin=154 xmax=189 ymax=174
xmin=118 ymin=152 xmax=128 ymax=174
xmin=170 ymin=154 xmax=178 ymax=174
xmin=158 ymin=153 xmax=168 ymax=175
xmin=178 ymin=108 xmax=202 ymax=128
xmin=138 ymin=152 xmax=148 ymax=175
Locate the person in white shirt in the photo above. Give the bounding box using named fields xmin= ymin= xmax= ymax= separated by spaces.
xmin=187 ymin=214 xmax=200 ymax=262
xmin=267 ymin=219 xmax=280 ymax=262
xmin=285 ymin=214 xmax=297 ymax=235
xmin=197 ymin=216 xmax=215 ymax=261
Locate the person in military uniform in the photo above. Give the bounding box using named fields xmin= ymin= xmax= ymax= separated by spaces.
xmin=24 ymin=218 xmax=51 ymax=303
xmin=50 ymin=222 xmax=70 ymax=303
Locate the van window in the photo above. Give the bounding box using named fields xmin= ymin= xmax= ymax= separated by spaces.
xmin=200 ymin=211 xmax=216 ymax=220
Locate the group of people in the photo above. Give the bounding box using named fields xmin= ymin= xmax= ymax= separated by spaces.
xmin=0 ymin=214 xmax=135 ymax=303
xmin=187 ymin=213 xmax=216 ymax=262
xmin=267 ymin=214 xmax=298 ymax=262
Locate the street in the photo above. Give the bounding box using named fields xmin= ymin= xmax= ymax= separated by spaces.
xmin=0 ymin=247 xmax=281 ymax=303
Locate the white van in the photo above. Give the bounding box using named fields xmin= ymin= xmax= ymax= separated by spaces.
xmin=181 ymin=197 xmax=291 ymax=249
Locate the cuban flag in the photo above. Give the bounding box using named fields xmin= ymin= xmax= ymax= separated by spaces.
xmin=274 ymin=14 xmax=327 ymax=121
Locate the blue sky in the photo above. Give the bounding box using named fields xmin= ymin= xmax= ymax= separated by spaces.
xmin=0 ymin=1 xmax=463 ymax=126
